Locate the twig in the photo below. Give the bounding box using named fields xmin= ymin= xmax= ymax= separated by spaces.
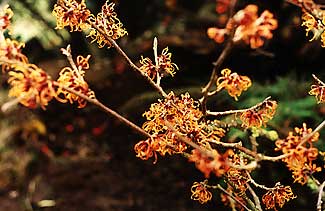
xmin=163 ymin=121 xmax=215 ymax=158
xmin=199 ymin=0 xmax=237 ymax=115
xmin=248 ymin=173 xmax=275 ymax=191
xmin=313 ymin=74 xmax=325 ymax=86
xmin=216 ymin=184 xmax=252 ymax=211
xmin=247 ymin=184 xmax=263 ymax=211
xmin=317 ymin=181 xmax=325 ymax=211
xmin=200 ymin=38 xmax=234 ymax=115
xmin=206 ymin=97 xmax=271 ymax=116
xmin=53 ymin=81 xmax=150 ymax=138
xmin=87 ymin=21 xmax=167 ymax=97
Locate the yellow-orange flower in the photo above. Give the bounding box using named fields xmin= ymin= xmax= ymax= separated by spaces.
xmin=216 ymin=68 xmax=251 ymax=100
xmin=53 ymin=0 xmax=91 ymax=32
xmin=309 ymin=77 xmax=325 ymax=103
xmin=240 ymin=100 xmax=277 ymax=128
xmin=0 ymin=39 xmax=28 ymax=72
xmin=7 ymin=63 xmax=56 ymax=110
xmin=191 ymin=181 xmax=212 ymax=204
xmin=262 ymin=184 xmax=295 ymax=210
xmin=0 ymin=4 xmax=13 ymax=31
xmin=189 ymin=148 xmax=229 ymax=178
xmin=56 ymin=50 xmax=95 ymax=108
xmin=207 ymin=4 xmax=278 ymax=49
xmin=139 ymin=47 xmax=178 ymax=79
xmin=275 ymin=123 xmax=321 ymax=184
xmin=87 ymin=1 xmax=127 ymax=48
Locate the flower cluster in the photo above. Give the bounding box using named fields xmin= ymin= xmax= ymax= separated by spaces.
xmin=240 ymin=99 xmax=277 ymax=128
xmin=134 ymin=131 xmax=187 ymax=163
xmin=53 ymin=0 xmax=91 ymax=31
xmin=56 ymin=47 xmax=95 ymax=108
xmin=0 ymin=39 xmax=28 ymax=71
xmin=226 ymin=151 xmax=250 ymax=194
xmin=216 ymin=68 xmax=251 ymax=100
xmin=88 ymin=1 xmax=127 ymax=48
xmin=188 ymin=148 xmax=229 ymax=178
xmin=207 ymin=4 xmax=278 ymax=49
xmin=309 ymin=76 xmax=325 ymax=103
xmin=301 ymin=12 xmax=325 ymax=47
xmin=190 ymin=181 xmax=212 ymax=204
xmin=139 ymin=47 xmax=178 ymax=80
xmin=7 ymin=63 xmax=57 ymax=110
xmin=134 ymin=92 xmax=202 ymax=161
xmin=0 ymin=4 xmax=13 ymax=31
xmin=275 ymin=123 xmax=321 ymax=184
xmin=262 ymin=184 xmax=295 ymax=210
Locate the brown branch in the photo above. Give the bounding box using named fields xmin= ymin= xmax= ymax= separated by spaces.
xmin=206 ymin=97 xmax=271 ymax=116
xmin=216 ymin=184 xmax=252 ymax=211
xmin=247 ymin=184 xmax=263 ymax=211
xmin=200 ymin=38 xmax=234 ymax=115
xmin=313 ymin=74 xmax=325 ymax=86
xmin=87 ymin=21 xmax=167 ymax=98
xmin=317 ymin=181 xmax=325 ymax=211
xmin=53 ymin=81 xmax=149 ymax=138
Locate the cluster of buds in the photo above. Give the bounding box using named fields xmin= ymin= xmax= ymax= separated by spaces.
xmin=262 ymin=183 xmax=296 ymax=210
xmin=87 ymin=1 xmax=127 ymax=48
xmin=275 ymin=123 xmax=321 ymax=184
xmin=216 ymin=68 xmax=252 ymax=100
xmin=207 ymin=4 xmax=278 ymax=49
xmin=240 ymin=99 xmax=277 ymax=128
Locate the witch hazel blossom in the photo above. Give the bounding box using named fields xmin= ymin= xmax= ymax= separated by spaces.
xmin=207 ymin=4 xmax=278 ymax=49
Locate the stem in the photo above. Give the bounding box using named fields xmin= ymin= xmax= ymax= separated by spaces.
xmin=217 ymin=184 xmax=252 ymax=211
xmin=313 ymin=74 xmax=325 ymax=86
xmin=207 ymin=97 xmax=271 ymax=116
xmin=200 ymin=39 xmax=234 ymax=115
xmin=247 ymin=184 xmax=263 ymax=211
xmin=317 ymin=181 xmax=325 ymax=211
xmin=87 ymin=21 xmax=167 ymax=97
xmin=53 ymin=81 xmax=150 ymax=138
xmin=248 ymin=173 xmax=275 ymax=191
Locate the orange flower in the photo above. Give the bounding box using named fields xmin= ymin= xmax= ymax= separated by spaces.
xmin=232 ymin=6 xmax=278 ymax=48
xmin=7 ymin=63 xmax=56 ymax=110
xmin=240 ymin=100 xmax=277 ymax=128
xmin=216 ymin=68 xmax=251 ymax=100
xmin=207 ymin=27 xmax=228 ymax=43
xmin=139 ymin=47 xmax=178 ymax=79
xmin=215 ymin=0 xmax=230 ymax=14
xmin=275 ymin=123 xmax=321 ymax=184
xmin=207 ymin=4 xmax=278 ymax=49
xmin=0 ymin=39 xmax=28 ymax=71
xmin=262 ymin=184 xmax=295 ymax=210
xmin=56 ymin=48 xmax=95 ymax=108
xmin=0 ymin=4 xmax=13 ymax=31
xmin=53 ymin=0 xmax=91 ymax=31
xmin=189 ymin=149 xmax=229 ymax=178
xmin=309 ymin=77 xmax=325 ymax=103
xmin=134 ymin=132 xmax=187 ymax=163
xmin=87 ymin=0 xmax=127 ymax=48
xmin=134 ymin=139 xmax=155 ymax=162
xmin=190 ymin=181 xmax=212 ymax=204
